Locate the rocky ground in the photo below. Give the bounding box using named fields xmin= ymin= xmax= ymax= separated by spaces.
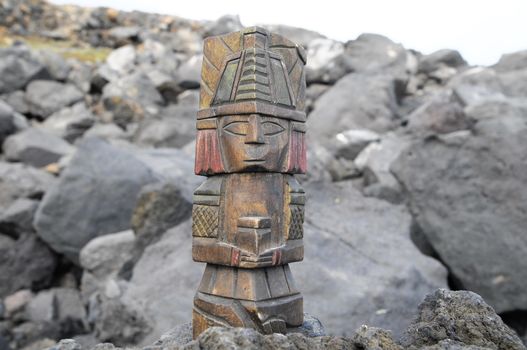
xmin=0 ymin=0 xmax=526 ymax=349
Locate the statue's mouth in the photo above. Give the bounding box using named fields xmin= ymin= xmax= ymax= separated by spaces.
xmin=244 ymin=159 xmax=265 ymax=163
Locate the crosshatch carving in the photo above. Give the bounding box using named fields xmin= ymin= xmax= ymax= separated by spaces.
xmin=192 ymin=205 xmax=219 ymax=238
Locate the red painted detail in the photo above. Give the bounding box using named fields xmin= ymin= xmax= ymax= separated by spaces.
xmin=231 ymin=248 xmax=240 ymax=266
xmin=195 ymin=129 xmax=225 ymax=175
xmin=286 ymin=130 xmax=307 ymax=174
xmin=272 ymin=249 xmax=282 ymax=266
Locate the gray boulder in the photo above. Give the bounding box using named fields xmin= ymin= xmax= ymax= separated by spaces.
xmin=101 ymin=72 xmax=163 ymax=126
xmin=401 ymin=289 xmax=525 ymax=350
xmin=3 ymin=128 xmax=75 ymax=167
xmin=0 ymin=198 xmax=39 ymax=238
xmin=354 ymin=133 xmax=412 ymax=204
xmin=0 ymin=161 xmax=55 ymax=211
xmin=392 ymin=114 xmax=527 ymax=313
xmin=80 ymin=230 xmax=135 ymax=281
xmin=0 ymin=46 xmax=50 ymax=94
xmin=0 ymin=233 xmax=58 ymax=299
xmin=41 ymin=103 xmax=95 ymax=142
xmin=26 ymin=288 xmax=89 ymax=335
xmin=295 ymin=181 xmax=447 ymax=337
xmin=418 ymin=49 xmax=467 ymax=75
xmin=34 ymin=138 xmax=157 ymax=262
xmin=133 ymin=105 xmax=195 ymax=148
xmin=404 ymin=92 xmax=471 ymax=135
xmin=493 ymin=49 xmax=527 ymax=72
xmin=0 ymin=99 xmax=18 ymax=144
xmin=308 ymin=72 xmax=401 ymax=141
xmin=25 ymin=80 xmax=84 ymax=119
xmin=204 ymin=15 xmax=243 ymax=37
xmin=2 ymin=90 xmax=29 ymax=114
xmin=305 ymin=38 xmax=345 ymax=84
xmin=129 ymin=181 xmax=192 ymax=263
xmin=36 ymin=50 xmax=71 ymax=81
xmin=330 ymin=129 xmax=381 ymax=161
xmin=105 ymin=45 xmax=136 ymax=75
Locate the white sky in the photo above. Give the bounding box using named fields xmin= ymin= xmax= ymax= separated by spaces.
xmin=50 ymin=0 xmax=527 ymax=66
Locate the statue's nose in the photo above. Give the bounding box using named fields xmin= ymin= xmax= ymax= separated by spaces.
xmin=245 ymin=114 xmax=265 ymax=144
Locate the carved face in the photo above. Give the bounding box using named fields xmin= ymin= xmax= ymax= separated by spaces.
xmin=218 ymin=114 xmax=290 ymax=172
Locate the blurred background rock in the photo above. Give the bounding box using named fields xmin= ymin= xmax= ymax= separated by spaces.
xmin=0 ymin=0 xmax=525 ymax=349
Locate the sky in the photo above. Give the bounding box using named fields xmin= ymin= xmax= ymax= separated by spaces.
xmin=50 ymin=0 xmax=527 ymax=66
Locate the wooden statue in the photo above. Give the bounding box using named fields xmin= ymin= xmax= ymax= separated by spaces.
xmin=192 ymin=26 xmax=307 ymax=338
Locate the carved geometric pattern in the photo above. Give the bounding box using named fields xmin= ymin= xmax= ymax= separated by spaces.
xmin=288 ymin=205 xmax=304 ymax=240
xmin=192 ymin=205 xmax=219 ymax=238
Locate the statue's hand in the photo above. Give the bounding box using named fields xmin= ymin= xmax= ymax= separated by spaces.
xmin=238 ymin=247 xmax=282 ymax=268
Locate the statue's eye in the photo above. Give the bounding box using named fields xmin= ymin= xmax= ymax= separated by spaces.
xmin=223 ymin=121 xmax=248 ymax=136
xmin=262 ymin=122 xmax=285 ymax=136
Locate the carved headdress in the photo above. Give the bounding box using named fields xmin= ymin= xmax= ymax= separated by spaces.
xmin=195 ymin=27 xmax=307 ymax=175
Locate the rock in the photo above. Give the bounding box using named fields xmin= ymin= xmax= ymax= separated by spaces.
xmin=26 ymin=288 xmax=89 ymax=335
xmin=79 ymin=230 xmax=135 ymax=280
xmin=90 ymin=65 xmax=120 ymax=93
xmin=133 ymin=106 xmax=195 ymax=148
xmin=499 ymin=68 xmax=527 ymax=98
xmin=306 ymin=34 xmax=409 ymax=85
xmin=0 ymin=100 xmax=18 ymax=145
xmin=493 ymin=49 xmax=527 ymax=72
xmin=294 ymin=181 xmax=447 ymax=337
xmin=330 ymin=129 xmax=381 ymax=161
xmin=391 ymin=114 xmax=527 ymax=313
xmin=204 ymin=15 xmax=243 ymax=36
xmin=464 ymin=98 xmax=527 ymax=123
xmin=0 ymin=198 xmax=39 ymax=238
xmin=101 ymin=72 xmax=163 ymax=126
xmin=174 ymin=55 xmax=201 ymax=90
xmin=306 ymin=39 xmax=345 ymax=84
xmin=0 ymin=161 xmax=55 ymax=210
xmin=34 ymin=138 xmax=156 ymax=262
xmin=129 ymin=181 xmax=192 ymax=263
xmin=449 ymin=68 xmax=506 ymax=107
xmin=41 ymin=103 xmax=95 ymax=142
xmin=88 ymin=294 xmax=151 ymax=345
xmin=305 ymin=84 xmax=330 ymax=114
xmin=351 ymin=326 xmax=401 ymax=350
xmin=44 ymin=339 xmax=82 ymax=350
xmin=327 ymin=157 xmax=361 ymax=182
xmin=116 ymin=220 xmax=199 ymax=344
xmin=36 ymin=50 xmax=71 ymax=81
xmin=182 ymin=327 xmax=353 ymax=350
xmin=261 ymin=24 xmax=326 ymax=48
xmin=0 ymin=46 xmax=50 ymax=94
xmin=3 ymin=128 xmax=75 ymax=167
xmin=344 ymin=34 xmax=409 ymax=76
xmin=0 ymin=233 xmax=58 ymax=298
xmin=107 ymin=27 xmax=141 ymax=47
xmin=25 ymin=80 xmax=84 ymax=119
xmin=82 ymin=123 xmax=126 ymax=141
xmin=354 ymin=133 xmax=411 ymax=204
xmin=67 ymin=60 xmax=92 ymax=94
xmin=105 ymin=45 xmax=136 ymax=75
xmin=418 ymin=49 xmax=467 ymax=75
xmin=401 ymin=289 xmax=525 ymax=350
xmin=405 ymin=92 xmax=471 ymax=134
xmin=3 ymin=290 xmax=33 ymax=318
xmin=2 ymin=90 xmax=29 ymax=115
xmin=308 ymin=73 xmax=401 ymax=141
xmin=10 ymin=321 xmax=61 ymax=350
xmin=152 ymin=317 xmax=326 ymax=347
xmin=145 ymin=70 xmax=181 ymax=103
